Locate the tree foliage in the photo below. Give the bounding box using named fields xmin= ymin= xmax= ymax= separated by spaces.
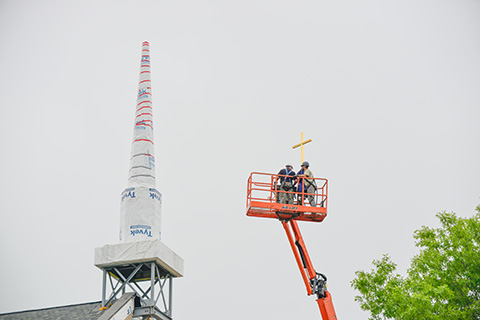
xmin=351 ymin=206 xmax=480 ymax=319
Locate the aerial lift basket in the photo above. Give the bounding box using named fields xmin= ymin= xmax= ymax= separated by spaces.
xmin=246 ymin=172 xmax=328 ymax=222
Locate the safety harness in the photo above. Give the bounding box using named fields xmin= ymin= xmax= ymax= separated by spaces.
xmin=280 ymin=168 xmax=295 ymax=189
xmin=297 ymin=169 xmax=316 ymax=191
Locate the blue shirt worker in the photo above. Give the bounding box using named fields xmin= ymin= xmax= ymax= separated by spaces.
xmin=277 ymin=165 xmax=297 ymax=204
xmin=297 ymin=161 xmax=316 ymax=207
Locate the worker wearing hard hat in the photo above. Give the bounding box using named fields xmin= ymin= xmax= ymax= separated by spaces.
xmin=276 ymin=165 xmax=297 ymax=204
xmin=297 ymin=161 xmax=316 ymax=207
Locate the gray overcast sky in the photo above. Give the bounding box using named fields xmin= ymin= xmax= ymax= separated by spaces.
xmin=0 ymin=0 xmax=479 ymax=319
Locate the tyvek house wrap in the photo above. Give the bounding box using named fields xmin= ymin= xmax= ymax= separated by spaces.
xmin=119 ymin=41 xmax=161 ymax=243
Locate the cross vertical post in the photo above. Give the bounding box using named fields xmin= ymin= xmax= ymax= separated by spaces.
xmin=292 ymin=132 xmax=312 ymax=164
xmin=301 ymin=132 xmax=304 ymax=163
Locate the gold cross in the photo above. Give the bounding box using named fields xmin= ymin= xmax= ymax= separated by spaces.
xmin=292 ymin=132 xmax=312 ymax=164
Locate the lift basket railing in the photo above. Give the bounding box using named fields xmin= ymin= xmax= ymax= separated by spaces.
xmin=246 ymin=172 xmax=328 ymax=222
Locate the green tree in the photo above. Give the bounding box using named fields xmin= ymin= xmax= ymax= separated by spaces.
xmin=351 ymin=206 xmax=480 ymax=319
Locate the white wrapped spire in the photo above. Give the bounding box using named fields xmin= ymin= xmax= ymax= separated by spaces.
xmin=120 ymin=42 xmax=162 ymax=243
xmin=129 ymin=41 xmax=155 ymax=187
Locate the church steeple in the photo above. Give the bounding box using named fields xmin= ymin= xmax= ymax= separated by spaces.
xmin=95 ymin=42 xmax=183 ymax=320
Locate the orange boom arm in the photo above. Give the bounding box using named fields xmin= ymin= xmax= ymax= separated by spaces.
xmin=282 ymin=220 xmax=338 ymax=320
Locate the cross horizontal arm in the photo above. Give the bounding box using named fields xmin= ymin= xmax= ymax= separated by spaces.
xmin=292 ymin=139 xmax=312 ymax=149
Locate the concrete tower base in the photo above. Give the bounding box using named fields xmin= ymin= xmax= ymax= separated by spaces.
xmin=95 ymin=240 xmax=183 ymax=278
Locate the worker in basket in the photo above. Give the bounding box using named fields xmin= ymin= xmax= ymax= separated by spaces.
xmin=276 ymin=164 xmax=297 ymax=204
xmin=297 ymin=161 xmax=316 ymax=207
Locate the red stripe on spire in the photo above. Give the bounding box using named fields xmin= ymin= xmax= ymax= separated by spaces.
xmin=137 ymin=106 xmax=152 ymax=112
xmin=136 ymin=112 xmax=153 ymax=118
xmin=136 ymin=123 xmax=153 ymax=129
xmin=137 ymin=100 xmax=151 ymax=106
xmin=134 ymin=139 xmax=154 ymax=144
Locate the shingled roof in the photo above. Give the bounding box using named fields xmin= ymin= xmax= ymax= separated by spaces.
xmin=0 ymin=301 xmax=104 ymax=320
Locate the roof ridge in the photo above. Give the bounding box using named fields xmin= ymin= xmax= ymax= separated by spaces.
xmin=0 ymin=300 xmax=101 ymax=316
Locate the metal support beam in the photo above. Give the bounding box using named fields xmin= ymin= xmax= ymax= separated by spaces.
xmin=169 ymin=275 xmax=173 ymax=316
xmin=99 ymin=261 xmax=174 ymax=319
xmin=150 ymin=261 xmax=155 ymax=306
xmin=102 ymin=269 xmax=107 ymax=308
